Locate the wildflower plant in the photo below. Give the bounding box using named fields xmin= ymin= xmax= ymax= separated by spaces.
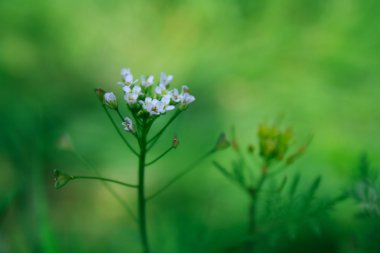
xmin=213 ymin=123 xmax=310 ymax=252
xmin=54 ymin=68 xmax=226 ymax=253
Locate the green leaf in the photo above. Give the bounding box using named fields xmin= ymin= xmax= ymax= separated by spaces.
xmin=289 ymin=173 xmax=300 ymax=197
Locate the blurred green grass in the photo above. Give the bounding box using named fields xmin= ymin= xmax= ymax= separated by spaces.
xmin=1 ymin=0 xmax=380 ymax=252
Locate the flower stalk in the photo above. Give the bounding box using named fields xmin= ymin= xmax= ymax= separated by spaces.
xmin=56 ymin=68 xmax=214 ymax=253
xmin=137 ymin=118 xmax=150 ymax=253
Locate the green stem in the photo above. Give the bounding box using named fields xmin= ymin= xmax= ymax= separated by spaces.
xmin=247 ymin=198 xmax=256 ymax=252
xmin=213 ymin=161 xmax=248 ymax=193
xmin=137 ymin=118 xmax=150 ymax=253
xmin=246 ymin=165 xmax=268 ymax=252
xmin=102 ymin=105 xmax=139 ymax=156
xmin=116 ymin=108 xmax=125 ymax=121
xmin=145 ymin=146 xmax=174 ymax=166
xmin=146 ymin=148 xmax=215 ymax=201
xmin=72 ymin=176 xmax=138 ymax=188
xmin=73 ymin=150 xmax=138 ymax=223
xmin=147 ymin=111 xmax=181 ymax=150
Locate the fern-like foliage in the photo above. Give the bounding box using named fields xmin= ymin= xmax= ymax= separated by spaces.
xmin=257 ymin=174 xmax=346 ymax=245
xmin=345 ymin=154 xmax=380 ymax=252
xmin=349 ymin=154 xmax=380 ymax=218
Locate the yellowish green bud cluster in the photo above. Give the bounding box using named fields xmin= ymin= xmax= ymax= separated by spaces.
xmin=257 ymin=123 xmax=294 ymax=163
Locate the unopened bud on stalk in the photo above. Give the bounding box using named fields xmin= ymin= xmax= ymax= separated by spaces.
xmin=104 ymin=92 xmax=118 ymax=110
xmin=95 ymin=88 xmax=105 ymax=102
xmin=54 ymin=169 xmax=73 ymax=189
xmin=214 ymin=133 xmax=230 ymax=151
xmin=172 ymin=135 xmax=179 ymax=148
xmin=232 ymin=139 xmax=239 ymax=151
xmin=230 ymin=126 xmax=239 ymax=151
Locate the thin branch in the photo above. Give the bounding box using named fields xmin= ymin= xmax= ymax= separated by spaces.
xmin=213 ymin=161 xmax=249 ymax=193
xmin=146 ymin=111 xmax=181 ymax=150
xmin=146 ymin=148 xmax=215 ymax=201
xmin=72 ymin=175 xmax=138 ymax=189
xmin=101 ymin=105 xmax=139 ymax=156
xmin=116 ymin=108 xmax=125 ymax=121
xmin=73 ymin=150 xmax=138 ymax=223
xmin=145 ymin=146 xmax=174 ymax=166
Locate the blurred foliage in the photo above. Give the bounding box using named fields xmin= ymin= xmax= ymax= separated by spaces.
xmin=345 ymin=154 xmax=380 ymax=253
xmin=1 ymin=0 xmax=380 ymax=252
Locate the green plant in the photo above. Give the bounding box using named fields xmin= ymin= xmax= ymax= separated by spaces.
xmin=346 ymin=154 xmax=380 ymax=252
xmin=54 ymin=68 xmax=227 ymax=253
xmin=214 ymin=123 xmax=336 ymax=252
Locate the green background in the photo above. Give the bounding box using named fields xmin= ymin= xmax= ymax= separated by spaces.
xmin=1 ymin=0 xmax=379 ymax=252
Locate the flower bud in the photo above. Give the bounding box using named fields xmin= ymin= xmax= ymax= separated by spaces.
xmin=231 ymin=127 xmax=239 ymax=151
xmin=257 ymin=123 xmax=271 ymax=139
xmin=104 ymin=92 xmax=118 ymax=110
xmin=54 ymin=169 xmax=73 ymax=189
xmin=214 ymin=133 xmax=230 ymax=151
xmin=259 ymin=139 xmax=275 ymax=159
xmin=172 ymin=135 xmax=179 ymax=148
xmin=94 ymin=88 xmax=105 ymax=102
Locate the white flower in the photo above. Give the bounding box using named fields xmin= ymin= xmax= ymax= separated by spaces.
xmin=122 ymin=117 xmax=134 ymax=132
xmin=181 ymin=85 xmax=190 ymax=94
xmin=104 ymin=92 xmax=118 ymax=109
xmin=161 ymin=95 xmax=175 ymax=111
xmin=139 ymin=97 xmax=153 ymax=110
xmin=159 ymin=72 xmax=173 ymax=87
xmin=155 ymin=85 xmax=169 ymax=96
xmin=170 ymin=88 xmax=182 ymax=103
xmin=179 ymin=85 xmax=195 ymax=106
xmin=144 ymin=98 xmax=165 ymax=115
xmin=181 ymin=92 xmax=195 ymax=106
xmin=123 ymin=85 xmax=142 ymax=105
xmin=141 ymin=75 xmax=154 ymax=87
xmin=118 ymin=68 xmax=138 ymax=86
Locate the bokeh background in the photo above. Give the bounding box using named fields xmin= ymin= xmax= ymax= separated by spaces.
xmin=1 ymin=0 xmax=379 ymax=252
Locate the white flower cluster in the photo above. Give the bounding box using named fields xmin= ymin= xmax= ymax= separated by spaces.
xmin=107 ymin=68 xmax=195 ymax=114
xmin=102 ymin=68 xmax=196 ymax=132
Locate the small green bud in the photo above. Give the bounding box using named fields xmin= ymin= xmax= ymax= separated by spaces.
xmin=215 ymin=133 xmax=230 ymax=151
xmin=230 ymin=126 xmax=239 ymax=151
xmin=257 ymin=123 xmax=270 ymax=139
xmin=259 ymin=139 xmax=276 ymax=159
xmin=54 ymin=169 xmax=73 ymax=189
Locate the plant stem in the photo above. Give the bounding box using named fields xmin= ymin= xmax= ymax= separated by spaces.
xmin=102 ymin=105 xmax=139 ymax=156
xmin=246 ymin=165 xmax=267 ymax=252
xmin=247 ymin=198 xmax=256 ymax=253
xmin=73 ymin=150 xmax=138 ymax=223
xmin=147 ymin=110 xmax=181 ymax=150
xmin=137 ymin=118 xmax=150 ymax=253
xmin=146 ymin=148 xmax=215 ymax=201
xmin=145 ymin=146 xmax=174 ymax=166
xmin=72 ymin=176 xmax=138 ymax=188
